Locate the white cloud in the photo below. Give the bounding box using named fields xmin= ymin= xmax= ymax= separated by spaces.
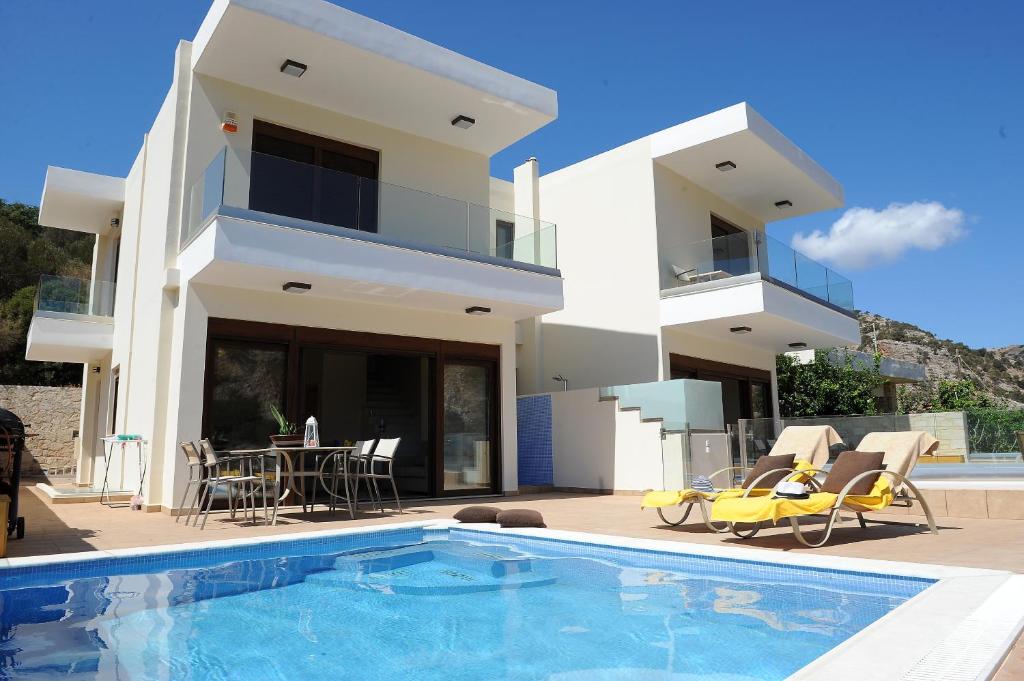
xmin=791 ymin=201 xmax=967 ymax=270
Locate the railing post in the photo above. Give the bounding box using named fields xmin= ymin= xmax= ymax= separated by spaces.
xmin=749 ymin=231 xmax=761 ymax=275
xmin=355 ymin=176 xmax=362 ymax=232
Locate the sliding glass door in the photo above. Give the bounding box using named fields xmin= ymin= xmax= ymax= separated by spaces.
xmin=206 ymin=339 xmax=289 ymax=449
xmin=442 ymin=360 xmax=496 ymax=494
xmin=203 ymin=320 xmax=501 ymax=498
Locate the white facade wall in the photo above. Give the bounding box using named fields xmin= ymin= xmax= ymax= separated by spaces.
xmin=652 ymin=163 xmax=764 ymax=288
xmin=548 ymin=387 xmax=670 ymax=492
xmin=183 ymin=74 xmax=491 ymax=250
xmin=523 ymin=138 xmax=781 ymax=400
xmin=529 ymin=140 xmax=663 ymax=395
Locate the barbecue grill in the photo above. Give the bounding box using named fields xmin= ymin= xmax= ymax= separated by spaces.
xmin=0 ymin=407 xmax=27 ymax=539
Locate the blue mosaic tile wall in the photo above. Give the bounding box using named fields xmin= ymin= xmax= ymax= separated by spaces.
xmin=517 ymin=394 xmax=553 ymax=486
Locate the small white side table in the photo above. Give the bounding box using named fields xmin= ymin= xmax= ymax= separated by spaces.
xmin=99 ymin=436 xmax=149 ymax=507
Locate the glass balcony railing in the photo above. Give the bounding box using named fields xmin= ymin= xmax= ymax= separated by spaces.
xmin=182 ymin=147 xmax=558 ymax=270
xmin=663 ymin=231 xmax=854 ymax=311
xmin=36 ymin=275 xmax=115 ymax=317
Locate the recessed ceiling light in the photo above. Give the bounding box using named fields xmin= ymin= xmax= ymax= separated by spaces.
xmin=465 ymin=305 xmax=491 ymax=315
xmin=730 ymin=326 xmax=752 ymax=334
xmin=715 ymin=161 xmax=736 ymax=171
xmin=788 ymin=342 xmax=808 ymax=349
xmin=280 ymin=59 xmax=307 ymax=77
xmin=775 ymin=200 xmax=793 ymax=209
xmin=282 ymin=281 xmax=312 ymax=294
xmin=451 ymin=115 xmax=476 ymax=129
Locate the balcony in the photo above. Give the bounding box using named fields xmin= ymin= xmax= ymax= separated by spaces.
xmin=177 ymin=148 xmax=563 ymax=320
xmin=660 ymin=231 xmax=860 ymax=351
xmin=26 ymin=275 xmax=115 ymax=363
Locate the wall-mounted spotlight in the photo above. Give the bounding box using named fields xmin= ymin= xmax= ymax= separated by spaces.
xmin=465 ymin=306 xmax=491 ymax=315
xmin=730 ymin=326 xmax=752 ymax=334
xmin=788 ymin=342 xmax=808 ymax=349
xmin=774 ymin=200 xmax=793 ymax=209
xmin=282 ymin=281 xmax=312 ymax=294
xmin=280 ymin=59 xmax=307 ymax=77
xmin=451 ymin=115 xmax=476 ymax=129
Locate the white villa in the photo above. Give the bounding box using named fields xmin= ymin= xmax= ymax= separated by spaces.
xmin=26 ymin=0 xmax=864 ymax=509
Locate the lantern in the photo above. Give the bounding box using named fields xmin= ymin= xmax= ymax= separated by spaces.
xmin=304 ymin=416 xmax=319 ymax=448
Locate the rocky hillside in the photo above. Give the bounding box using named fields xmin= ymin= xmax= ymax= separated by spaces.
xmin=858 ymin=312 xmax=1024 ymax=408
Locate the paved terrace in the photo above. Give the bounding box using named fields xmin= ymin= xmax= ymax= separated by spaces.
xmin=8 ymin=486 xmax=1024 ymax=678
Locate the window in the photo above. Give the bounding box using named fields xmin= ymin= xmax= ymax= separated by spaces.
xmin=495 ymin=220 xmax=514 ymax=259
xmin=205 ymin=339 xmax=289 ymax=449
xmin=249 ymin=121 xmax=380 ymax=232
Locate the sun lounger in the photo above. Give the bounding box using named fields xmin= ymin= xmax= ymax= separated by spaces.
xmin=641 ymin=425 xmax=841 ymax=532
xmin=710 ymin=431 xmax=939 ymax=547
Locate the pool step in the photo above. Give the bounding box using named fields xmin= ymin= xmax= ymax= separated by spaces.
xmin=304 ymin=544 xmax=556 ymax=595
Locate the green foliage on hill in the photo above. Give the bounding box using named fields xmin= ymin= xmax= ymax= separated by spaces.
xmin=776 ymin=350 xmax=885 ymax=417
xmin=0 ymin=199 xmax=95 ymax=386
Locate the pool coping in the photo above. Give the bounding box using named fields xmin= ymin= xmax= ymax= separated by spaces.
xmin=2 ymin=520 xmax=1022 ymax=681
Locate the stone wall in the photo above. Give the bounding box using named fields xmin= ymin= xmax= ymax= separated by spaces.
xmin=908 ymin=411 xmax=969 ymax=460
xmin=0 ymin=385 xmax=81 ymax=476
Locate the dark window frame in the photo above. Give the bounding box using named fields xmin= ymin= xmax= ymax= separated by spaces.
xmin=249 ymin=121 xmax=381 ymax=231
xmin=201 ymin=318 xmax=502 ymax=497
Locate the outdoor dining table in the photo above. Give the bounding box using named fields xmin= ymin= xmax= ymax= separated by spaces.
xmin=230 ymin=445 xmax=356 ymax=525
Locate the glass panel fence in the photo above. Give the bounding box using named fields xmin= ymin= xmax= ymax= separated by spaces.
xmin=738 ymin=413 xmax=1023 ymax=468
xmin=181 ymin=147 xmax=557 ymax=269
xmin=599 ymin=380 xmax=690 ymax=431
xmin=664 ymin=230 xmax=854 ymax=311
xmin=182 ymin=148 xmax=226 ymax=246
xmin=36 ymin=275 xmax=116 ymax=316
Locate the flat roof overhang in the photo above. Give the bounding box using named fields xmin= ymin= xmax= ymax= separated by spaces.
xmin=661 ymin=274 xmax=860 ymax=353
xmin=38 ymin=167 xmax=125 ymax=235
xmin=178 ymin=212 xmax=564 ymax=321
xmin=191 ymin=0 xmax=557 ymax=156
xmin=649 ymin=103 xmax=843 ymax=223
xmin=25 ymin=312 xmax=113 ymax=363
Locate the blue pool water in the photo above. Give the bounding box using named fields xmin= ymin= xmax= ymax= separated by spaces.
xmin=0 ymin=527 xmax=932 ymax=680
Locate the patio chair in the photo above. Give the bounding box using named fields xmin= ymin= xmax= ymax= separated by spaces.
xmin=641 ymin=425 xmax=841 ymax=531
xmin=710 ymin=431 xmax=940 ymax=547
xmin=175 ymin=441 xmax=205 ymax=525
xmin=195 ymin=439 xmax=268 ymax=529
xmin=317 ymin=440 xmax=375 ymax=517
xmin=351 ymin=437 xmax=403 ymax=514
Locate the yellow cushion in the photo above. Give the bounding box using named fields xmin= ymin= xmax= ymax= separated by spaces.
xmin=710 ymin=477 xmax=894 ymax=524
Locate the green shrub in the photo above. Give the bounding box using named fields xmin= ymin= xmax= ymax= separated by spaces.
xmin=966 ymin=408 xmax=1024 ymax=453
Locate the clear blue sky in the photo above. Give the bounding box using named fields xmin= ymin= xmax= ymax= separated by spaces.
xmin=1 ymin=1 xmax=1021 ymax=348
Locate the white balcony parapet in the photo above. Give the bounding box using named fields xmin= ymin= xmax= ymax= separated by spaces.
xmin=26 ymin=276 xmax=115 ymax=363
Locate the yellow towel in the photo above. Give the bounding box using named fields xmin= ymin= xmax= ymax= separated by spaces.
xmin=710 ymin=477 xmax=894 ymax=524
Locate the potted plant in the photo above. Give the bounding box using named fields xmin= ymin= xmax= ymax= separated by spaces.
xmin=269 ymin=404 xmax=303 ymax=447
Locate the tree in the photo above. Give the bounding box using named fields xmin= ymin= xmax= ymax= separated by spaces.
xmin=776 ymin=349 xmax=885 ymax=417
xmin=0 ymin=199 xmax=95 ymax=386
xmin=897 ymin=378 xmax=991 ymax=414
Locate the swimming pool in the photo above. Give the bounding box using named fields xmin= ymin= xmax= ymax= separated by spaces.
xmin=0 ymin=523 xmax=1014 ymax=680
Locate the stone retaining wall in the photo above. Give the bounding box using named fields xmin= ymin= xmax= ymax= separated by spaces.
xmin=0 ymin=385 xmax=81 ymax=476
xmin=908 ymin=411 xmax=969 ymax=459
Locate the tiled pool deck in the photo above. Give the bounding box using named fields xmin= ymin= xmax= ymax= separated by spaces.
xmin=8 ymin=485 xmax=1024 ymax=678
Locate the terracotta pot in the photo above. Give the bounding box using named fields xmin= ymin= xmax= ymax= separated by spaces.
xmin=269 ymin=434 xmax=304 ymax=447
